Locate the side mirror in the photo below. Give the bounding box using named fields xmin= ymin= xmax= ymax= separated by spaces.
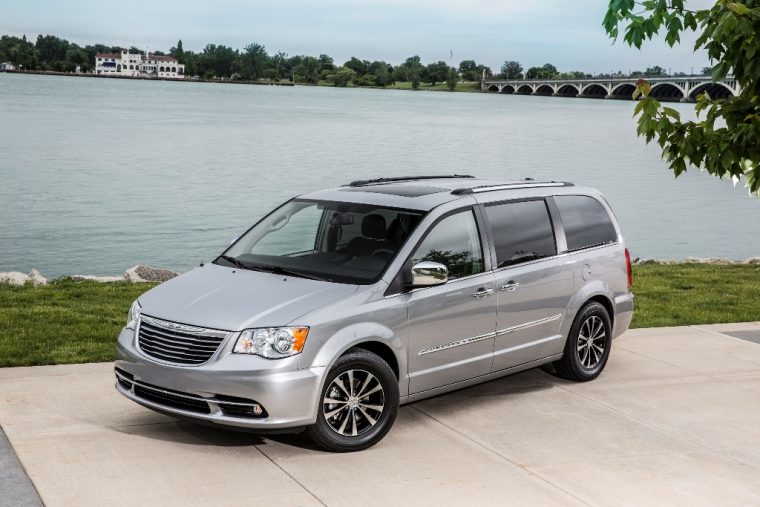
xmin=410 ymin=261 xmax=448 ymax=287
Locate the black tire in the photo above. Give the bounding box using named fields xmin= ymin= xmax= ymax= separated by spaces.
xmin=305 ymin=348 xmax=399 ymax=452
xmin=551 ymin=302 xmax=612 ymax=382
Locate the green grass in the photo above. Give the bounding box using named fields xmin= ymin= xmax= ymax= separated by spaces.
xmin=1 ymin=264 xmax=759 ymax=367
xmin=0 ymin=279 xmax=156 ymax=367
xmin=630 ymin=263 xmax=760 ymax=328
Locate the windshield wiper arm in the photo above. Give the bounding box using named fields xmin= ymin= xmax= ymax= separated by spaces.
xmin=250 ymin=264 xmax=327 ymax=281
xmin=218 ymin=255 xmax=248 ymax=270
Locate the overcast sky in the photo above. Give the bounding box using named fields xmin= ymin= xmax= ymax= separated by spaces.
xmin=2 ymin=0 xmax=712 ymax=73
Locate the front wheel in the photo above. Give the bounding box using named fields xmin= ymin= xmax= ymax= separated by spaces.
xmin=305 ymin=349 xmax=399 ymax=452
xmin=550 ymin=302 xmax=612 ymax=382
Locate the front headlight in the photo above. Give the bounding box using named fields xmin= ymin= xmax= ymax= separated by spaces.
xmin=233 ymin=327 xmax=309 ymax=358
xmin=126 ymin=300 xmax=141 ymax=330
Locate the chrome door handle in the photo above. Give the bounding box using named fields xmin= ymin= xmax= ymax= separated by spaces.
xmin=472 ymin=288 xmax=494 ymax=299
xmin=500 ymin=281 xmax=520 ymax=292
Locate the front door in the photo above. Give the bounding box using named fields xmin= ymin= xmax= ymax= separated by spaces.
xmin=406 ymin=209 xmax=497 ymax=394
xmin=481 ymin=199 xmax=574 ymax=371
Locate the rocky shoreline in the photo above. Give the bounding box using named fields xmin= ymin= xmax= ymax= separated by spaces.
xmin=0 ymin=265 xmax=178 ymax=286
xmin=1 ymin=257 xmax=759 ymax=286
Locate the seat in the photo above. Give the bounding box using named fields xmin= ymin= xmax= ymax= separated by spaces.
xmin=345 ymin=214 xmax=390 ymax=257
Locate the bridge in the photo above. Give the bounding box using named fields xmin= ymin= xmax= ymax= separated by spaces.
xmin=482 ymin=76 xmax=740 ymax=102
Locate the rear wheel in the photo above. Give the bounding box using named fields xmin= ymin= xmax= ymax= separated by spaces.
xmin=551 ymin=302 xmax=612 ymax=381
xmin=306 ymin=349 xmax=399 ymax=452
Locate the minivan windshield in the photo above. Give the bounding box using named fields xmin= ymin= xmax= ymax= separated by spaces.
xmin=216 ymin=199 xmax=425 ymax=284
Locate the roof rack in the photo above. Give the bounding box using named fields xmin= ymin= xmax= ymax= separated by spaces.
xmin=451 ymin=181 xmax=574 ymax=195
xmin=347 ymin=175 xmax=475 ymax=187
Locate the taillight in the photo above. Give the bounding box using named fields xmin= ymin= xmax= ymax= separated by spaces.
xmin=624 ymin=248 xmax=632 ymax=289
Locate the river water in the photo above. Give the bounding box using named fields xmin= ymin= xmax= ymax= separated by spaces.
xmin=1 ymin=73 xmax=758 ymax=278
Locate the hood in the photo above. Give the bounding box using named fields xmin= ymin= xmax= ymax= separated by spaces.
xmin=138 ymin=263 xmax=359 ymax=331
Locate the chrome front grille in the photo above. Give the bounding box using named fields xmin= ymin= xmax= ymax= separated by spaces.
xmin=137 ymin=315 xmax=230 ymax=365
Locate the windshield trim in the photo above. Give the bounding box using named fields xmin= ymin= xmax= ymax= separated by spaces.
xmin=214 ymin=198 xmax=428 ymax=285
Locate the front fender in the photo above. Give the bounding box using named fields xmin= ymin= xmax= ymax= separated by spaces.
xmin=310 ymin=322 xmax=408 ymax=397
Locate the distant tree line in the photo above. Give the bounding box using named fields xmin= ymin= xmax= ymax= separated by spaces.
xmin=0 ymin=33 xmax=710 ymax=88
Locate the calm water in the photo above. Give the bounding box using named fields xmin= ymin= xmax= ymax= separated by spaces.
xmin=1 ymin=73 xmax=759 ymax=278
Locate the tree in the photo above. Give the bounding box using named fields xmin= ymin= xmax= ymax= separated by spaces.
xmin=476 ymin=64 xmax=494 ymax=80
xmin=426 ymin=61 xmax=449 ymax=85
xmin=525 ymin=63 xmax=558 ymax=79
xmin=344 ymin=57 xmax=369 ymax=76
xmin=458 ymin=60 xmax=478 ymax=81
xmin=604 ymin=0 xmax=760 ymax=195
xmin=295 ymin=56 xmax=320 ymax=83
xmin=330 ymin=66 xmax=356 ymax=86
xmin=501 ymin=60 xmax=523 ymax=79
xmin=240 ymin=43 xmax=269 ymax=80
xmin=645 ymin=65 xmax=667 ymax=76
xmin=701 ymin=66 xmax=712 ymax=75
xmin=446 ymin=67 xmax=458 ymax=90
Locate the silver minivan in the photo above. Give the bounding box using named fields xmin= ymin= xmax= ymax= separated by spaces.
xmin=115 ymin=176 xmax=634 ymax=452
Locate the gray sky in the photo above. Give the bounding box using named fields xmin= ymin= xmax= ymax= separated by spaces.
xmin=1 ymin=0 xmax=712 ymax=73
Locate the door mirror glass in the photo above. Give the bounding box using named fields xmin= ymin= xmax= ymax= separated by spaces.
xmin=410 ymin=261 xmax=448 ymax=287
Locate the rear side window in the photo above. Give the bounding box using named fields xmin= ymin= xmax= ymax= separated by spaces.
xmin=555 ymin=195 xmax=617 ymax=251
xmin=485 ymin=200 xmax=556 ymax=268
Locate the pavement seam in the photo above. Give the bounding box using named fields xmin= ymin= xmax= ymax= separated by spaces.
xmin=409 ymin=405 xmax=594 ymax=507
xmin=0 ymin=423 xmax=44 ymax=507
xmin=690 ymin=324 xmax=760 ymax=346
xmin=253 ymin=445 xmax=328 ymax=506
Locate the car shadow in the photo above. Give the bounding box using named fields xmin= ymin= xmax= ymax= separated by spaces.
xmin=112 ymin=367 xmax=562 ymax=450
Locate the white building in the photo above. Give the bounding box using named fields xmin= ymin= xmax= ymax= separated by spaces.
xmin=95 ymin=49 xmax=184 ymax=79
xmin=0 ymin=62 xmax=16 ymax=71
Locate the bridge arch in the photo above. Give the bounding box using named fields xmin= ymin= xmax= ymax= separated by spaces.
xmin=581 ymin=84 xmax=608 ymax=98
xmin=609 ymin=83 xmax=637 ymax=100
xmin=650 ymin=82 xmax=685 ymax=101
xmin=534 ymin=84 xmax=554 ymax=96
xmin=487 ymin=84 xmax=499 ymax=92
xmin=499 ymin=84 xmax=515 ymax=94
xmin=516 ymin=84 xmax=533 ymax=94
xmin=688 ymin=82 xmax=734 ymax=101
xmin=555 ymin=84 xmax=580 ymax=97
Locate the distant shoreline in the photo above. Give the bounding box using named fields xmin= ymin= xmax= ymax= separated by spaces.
xmin=0 ymin=69 xmax=295 ymax=86
xmin=0 ymin=69 xmax=486 ymax=93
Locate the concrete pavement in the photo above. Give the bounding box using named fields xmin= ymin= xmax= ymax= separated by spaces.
xmin=2 ymin=322 xmax=760 ymax=506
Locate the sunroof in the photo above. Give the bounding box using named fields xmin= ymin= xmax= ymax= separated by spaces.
xmin=341 ymin=184 xmax=447 ymax=197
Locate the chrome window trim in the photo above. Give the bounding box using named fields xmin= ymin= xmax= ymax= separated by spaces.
xmin=418 ymin=313 xmax=563 ymax=355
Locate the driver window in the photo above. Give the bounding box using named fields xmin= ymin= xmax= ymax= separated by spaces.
xmin=411 ymin=210 xmax=484 ymax=280
xmin=251 ymin=203 xmax=323 ymax=256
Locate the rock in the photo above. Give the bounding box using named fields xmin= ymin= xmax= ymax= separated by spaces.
xmin=0 ymin=271 xmax=29 ymax=285
xmin=635 ymin=258 xmax=659 ymax=265
xmin=27 ymin=269 xmax=47 ymax=286
xmin=70 ymin=275 xmax=125 ymax=283
xmin=743 ymin=257 xmax=760 ymax=265
xmin=125 ymin=265 xmax=178 ymax=283
xmin=685 ymin=257 xmax=736 ymax=265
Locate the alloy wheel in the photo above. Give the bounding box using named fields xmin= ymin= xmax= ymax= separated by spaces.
xmin=576 ymin=315 xmax=606 ymax=369
xmin=322 ymin=369 xmax=385 ymax=437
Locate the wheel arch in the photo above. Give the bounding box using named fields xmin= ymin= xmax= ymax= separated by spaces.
xmin=308 ymin=322 xmax=407 ymax=395
xmin=562 ymin=280 xmax=616 ymax=337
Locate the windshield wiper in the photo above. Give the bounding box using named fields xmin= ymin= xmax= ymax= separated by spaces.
xmin=249 ymin=264 xmax=328 ymax=281
xmin=218 ymin=255 xmax=248 ymax=270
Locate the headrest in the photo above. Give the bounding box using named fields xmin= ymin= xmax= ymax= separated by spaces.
xmin=362 ymin=214 xmax=386 ymax=239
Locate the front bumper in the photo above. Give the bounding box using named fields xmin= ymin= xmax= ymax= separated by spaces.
xmin=115 ymin=327 xmax=325 ymax=429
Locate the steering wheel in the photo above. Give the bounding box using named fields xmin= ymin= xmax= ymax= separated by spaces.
xmin=372 ymin=248 xmax=395 ymax=259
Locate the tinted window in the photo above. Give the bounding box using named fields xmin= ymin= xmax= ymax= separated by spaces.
xmin=411 ymin=210 xmax=484 ymax=279
xmin=555 ymin=195 xmax=617 ymax=251
xmin=485 ymin=200 xmax=556 ymax=268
